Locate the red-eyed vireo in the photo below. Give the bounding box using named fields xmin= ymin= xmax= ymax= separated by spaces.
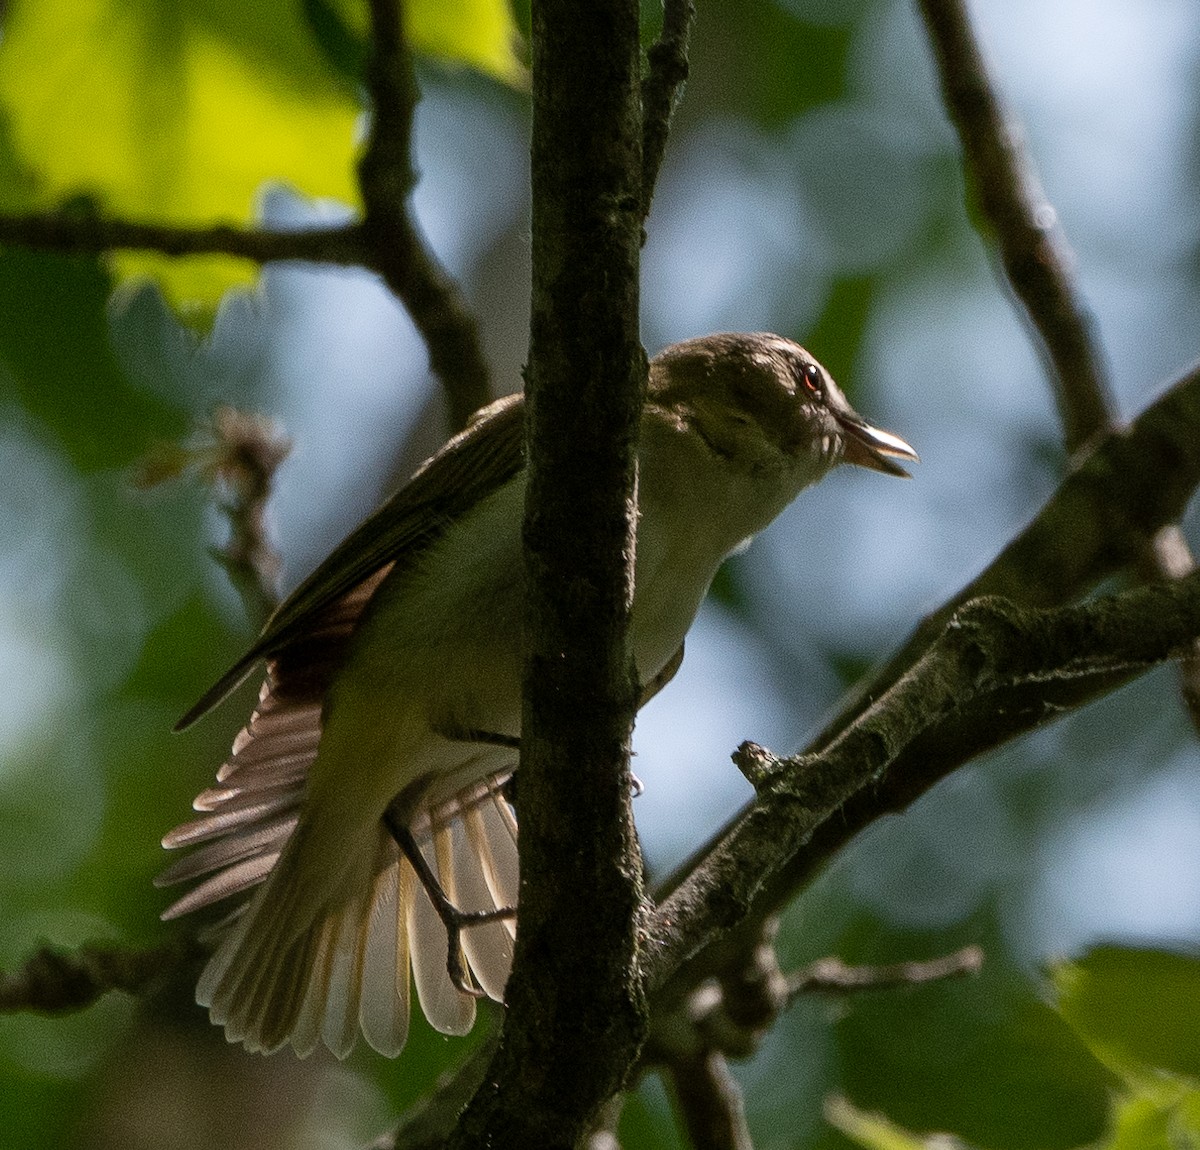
xmin=159 ymin=332 xmax=917 ymax=1059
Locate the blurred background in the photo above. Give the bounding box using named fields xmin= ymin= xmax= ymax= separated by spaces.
xmin=1 ymin=0 xmax=1199 ymax=1146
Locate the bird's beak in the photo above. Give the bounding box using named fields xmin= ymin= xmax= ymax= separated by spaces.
xmin=836 ymin=414 xmax=920 ymax=478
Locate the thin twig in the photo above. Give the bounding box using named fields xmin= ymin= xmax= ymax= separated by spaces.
xmin=641 ymin=0 xmax=695 ymax=222
xmin=646 ymin=938 xmax=977 ymax=1144
xmin=664 ymin=1050 xmax=755 ymax=1150
xmin=358 ymin=0 xmax=492 ymax=430
xmin=657 ymin=944 xmax=979 ymax=1150
xmin=207 ymin=407 xmax=291 ymax=623
xmin=917 ymin=0 xmax=1113 ymax=455
xmin=648 ymin=935 xmax=977 ymax=1068
xmin=138 ymin=406 xmax=290 ymax=625
xmin=0 ymin=936 xmax=204 ymax=1015
xmin=788 ymin=947 xmax=983 ymax=1000
xmin=0 ymin=211 xmax=370 ymax=266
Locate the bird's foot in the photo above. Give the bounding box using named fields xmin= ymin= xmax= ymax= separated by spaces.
xmin=382 ymin=803 xmax=516 ymax=997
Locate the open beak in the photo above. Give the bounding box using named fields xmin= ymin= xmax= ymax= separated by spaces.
xmin=837 ymin=414 xmax=920 ymax=478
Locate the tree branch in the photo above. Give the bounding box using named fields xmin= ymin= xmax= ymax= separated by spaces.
xmin=447 ymin=0 xmax=647 ymax=1144
xmin=664 ymin=1050 xmax=755 ymax=1150
xmin=641 ymin=0 xmax=695 ymax=222
xmin=644 ymin=6 xmax=1200 ymax=1029
xmin=646 ymin=570 xmax=1200 ymax=991
xmin=816 ymin=359 xmax=1200 ymax=750
xmin=0 ymin=211 xmax=370 ymax=266
xmin=0 ymin=936 xmax=203 ymax=1015
xmin=358 ymin=0 xmax=492 ymax=429
xmin=643 ymin=364 xmax=1200 ymax=986
xmin=917 ymin=0 xmax=1112 ymax=455
xmin=0 ymin=0 xmax=494 ymax=434
xmin=917 ymin=0 xmax=1200 ymax=727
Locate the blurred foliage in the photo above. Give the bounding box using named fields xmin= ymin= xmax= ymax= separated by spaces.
xmin=0 ymin=0 xmax=521 ymax=320
xmin=0 ymin=0 xmax=1198 ymax=1147
xmin=832 ymin=945 xmax=1200 ymax=1150
xmin=1053 ymin=946 xmax=1200 ymax=1085
xmin=820 ymin=924 xmax=1113 ymax=1149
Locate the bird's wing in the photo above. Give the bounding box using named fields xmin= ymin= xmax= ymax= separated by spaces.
xmin=176 ymin=392 xmax=527 ymax=730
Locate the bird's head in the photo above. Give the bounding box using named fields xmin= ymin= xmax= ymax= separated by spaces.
xmin=647 ymin=333 xmax=918 ymax=487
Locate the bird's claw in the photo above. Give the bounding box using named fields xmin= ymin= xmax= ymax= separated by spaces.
xmin=383 ymin=801 xmax=516 ymax=996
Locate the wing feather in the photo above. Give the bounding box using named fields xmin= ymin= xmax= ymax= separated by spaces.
xmin=176 ymin=393 xmax=525 ymax=730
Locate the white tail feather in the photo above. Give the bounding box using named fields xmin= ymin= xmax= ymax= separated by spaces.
xmin=408 ymin=827 xmax=477 ymax=1037
xmin=288 ymin=915 xmax=335 ymax=1057
xmin=169 ymin=774 xmax=518 ymax=1057
xmin=453 ymin=820 xmax=515 ymax=999
xmin=319 ymin=879 xmax=371 ymax=1057
xmin=465 ymin=800 xmax=520 ymax=934
xmin=358 ymin=849 xmax=412 ymax=1057
xmin=165 ymin=655 xmax=520 ymax=1057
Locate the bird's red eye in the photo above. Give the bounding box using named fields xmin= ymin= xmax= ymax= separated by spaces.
xmin=802 ymin=363 xmax=823 ymax=397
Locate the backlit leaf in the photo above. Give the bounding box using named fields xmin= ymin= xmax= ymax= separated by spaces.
xmin=0 ymin=0 xmax=521 ymax=319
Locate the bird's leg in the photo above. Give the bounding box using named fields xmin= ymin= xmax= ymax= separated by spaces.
xmin=619 ymin=646 xmax=685 ymax=798
xmin=383 ymin=749 xmax=518 ymax=997
xmin=399 ymin=711 xmax=648 ymax=995
xmin=382 ymin=802 xmax=516 ymax=998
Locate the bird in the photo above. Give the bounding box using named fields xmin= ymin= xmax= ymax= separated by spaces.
xmin=158 ymin=332 xmax=918 ymax=1059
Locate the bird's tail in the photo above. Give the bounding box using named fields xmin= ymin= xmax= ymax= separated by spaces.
xmin=161 ymin=772 xmax=518 ymax=1059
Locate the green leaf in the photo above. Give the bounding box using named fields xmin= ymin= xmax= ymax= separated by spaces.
xmin=0 ymin=0 xmax=522 ymax=317
xmin=409 ymin=0 xmax=525 ymax=82
xmin=1103 ymin=1087 xmax=1200 ymax=1150
xmin=321 ymin=0 xmax=525 ymax=84
xmin=826 ymin=923 xmax=1112 ymax=1150
xmin=830 ymin=1085 xmax=1200 ymax=1150
xmin=1052 ymin=946 xmax=1200 ymax=1086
